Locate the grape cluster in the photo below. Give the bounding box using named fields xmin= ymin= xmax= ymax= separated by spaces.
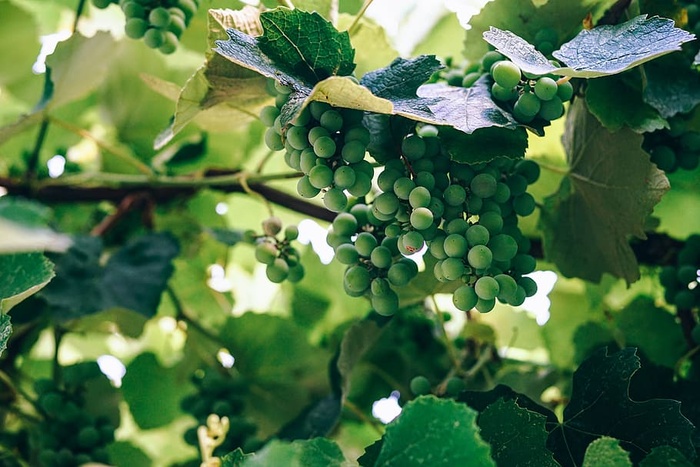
xmin=644 ymin=114 xmax=700 ymax=173
xmin=409 ymin=375 xmax=465 ymax=397
xmin=180 ymin=369 xmax=260 ymax=456
xmin=246 ymin=216 xmax=305 ymax=284
xmin=659 ymin=234 xmax=700 ymax=310
xmin=261 ymin=80 xmax=373 ymax=212
xmin=91 ymin=0 xmax=198 ymax=54
xmin=443 ymin=52 xmax=573 ymax=126
xmin=32 ymin=363 xmax=115 ymax=467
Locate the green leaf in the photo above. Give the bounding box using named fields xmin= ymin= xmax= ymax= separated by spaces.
xmin=639 ymin=445 xmax=695 ymax=466
xmin=458 ymin=384 xmax=559 ymax=426
xmin=334 ymin=319 xmax=384 ymax=398
xmin=548 ymin=348 xmax=696 ymax=466
xmin=0 ymin=253 xmax=54 ymax=313
xmin=581 ymin=437 xmax=632 ymax=467
xmin=418 ymin=76 xmax=519 ymax=134
xmin=372 ymin=396 xmax=495 ymax=467
xmin=240 ymin=438 xmax=349 ymax=467
xmin=585 ymin=75 xmax=667 ymax=133
xmin=222 ymin=448 xmax=252 ymax=467
xmin=572 ymin=322 xmax=616 ymax=365
xmin=258 ymin=8 xmax=355 ymax=83
xmin=642 ymin=55 xmax=700 ymax=118
xmin=277 ymin=393 xmax=342 ymax=440
xmin=121 ymin=352 xmax=193 ymax=429
xmin=0 ymin=194 xmax=71 ymax=254
xmin=439 ymin=126 xmax=529 ymax=164
xmin=0 ymin=1 xmax=40 ymax=89
xmin=483 ymin=16 xmax=695 ymax=78
xmin=336 ymin=14 xmax=398 ymax=78
xmin=478 ymin=398 xmax=560 ymax=467
xmin=0 ymin=313 xmax=11 ymax=357
xmin=539 ymin=99 xmax=669 ymax=284
xmin=614 ymin=297 xmax=686 ymax=368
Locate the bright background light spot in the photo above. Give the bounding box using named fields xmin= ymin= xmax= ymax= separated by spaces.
xmin=0 ymin=187 xmax=7 ymax=197
xmin=33 ymin=30 xmax=71 ymax=74
xmin=97 ymin=355 xmax=126 ymax=388
xmin=297 ymin=219 xmax=334 ymax=264
xmin=372 ymin=390 xmax=402 ymax=424
xmin=521 ymin=271 xmax=558 ymax=325
xmin=158 ymin=316 xmax=178 ymax=333
xmin=215 ymin=202 xmax=229 ymax=215
xmin=47 ymin=155 xmax=66 ymax=178
xmin=207 ymin=263 xmax=232 ymax=292
xmin=217 ymin=349 xmax=235 ymax=368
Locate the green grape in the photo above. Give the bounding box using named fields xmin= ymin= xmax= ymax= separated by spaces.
xmin=538 ymin=97 xmax=564 ymax=120
xmin=428 ymin=196 xmax=445 ymax=219
xmin=491 ymin=82 xmax=517 ymax=101
xmin=429 ymin=235 xmax=448 ymax=260
xmin=494 ymin=274 xmax=518 ymax=302
xmin=149 ymin=7 xmax=171 ymax=28
xmin=453 ymin=284 xmax=478 ymax=311
xmin=478 ymin=211 xmax=502 ymax=234
xmin=557 ymin=80 xmax=574 ymax=101
xmin=371 ymin=289 xmax=399 ymax=316
xmin=462 ymin=72 xmax=482 ymax=88
xmin=512 ymin=193 xmax=536 ymax=216
xmin=468 ymin=245 xmax=493 ymax=269
xmin=177 ymin=0 xmax=197 ymax=20
xmin=274 ymin=80 xmax=292 ymax=95
xmin=143 ymin=27 xmax=165 ymax=48
xmin=299 ymin=148 xmax=317 ymax=173
xmin=313 ymin=136 xmax=337 ymax=158
xmin=674 ymin=290 xmax=695 ymax=309
xmin=677 ymin=265 xmax=697 ymax=284
xmin=345 ymin=125 xmax=371 ymax=145
xmin=264 ymin=127 xmax=284 ymax=151
xmin=370 ymin=246 xmax=393 ymax=269
xmin=518 ymin=276 xmax=538 ymax=297
xmin=308 ymin=126 xmax=330 ymax=145
xmin=414 ymin=171 xmax=436 ymax=190
xmin=308 ymin=165 xmax=333 ymax=189
xmin=387 ymin=262 xmax=414 ymax=286
xmin=489 ymin=234 xmax=518 ymax=261
xmin=296 ymin=175 xmax=321 ymax=198
xmin=393 ymin=177 xmax=416 ymax=200
xmin=410 ymin=376 xmax=431 ymax=396
xmin=123 ymin=2 xmax=145 ymax=18
xmin=466 ymin=224 xmax=490 ymax=246
xmin=441 ymin=257 xmax=465 ymax=280
xmin=651 ymin=145 xmax=677 ymax=172
xmin=445 ymin=218 xmax=469 ymax=235
xmin=335 ymin=244 xmax=359 ymax=265
xmin=159 ymin=31 xmax=178 ymax=54
xmin=377 ymin=169 xmax=403 ymax=192
xmin=445 ymin=377 xmax=466 ymax=396
xmin=324 ymin=188 xmax=348 ymax=212
xmin=333 ymin=165 xmax=356 ymax=189
xmin=409 ymin=186 xmax=431 ymax=209
xmin=514 ymin=92 xmax=541 ymax=118
xmin=92 ymin=0 xmax=114 ymax=9
xmin=515 ymin=159 xmax=540 ymax=184
xmin=371 ymin=277 xmax=391 ymax=296
xmin=259 ymin=106 xmax=280 ymax=128
xmin=534 ymin=77 xmax=558 ymax=101
xmin=344 ymin=265 xmax=371 ymax=293
xmin=512 ymin=254 xmax=536 ymax=274
xmin=355 ymin=232 xmax=379 ymax=257
xmin=434 ymin=261 xmax=448 ymax=282
xmin=286 ymin=126 xmax=309 ymax=150
xmin=77 ymin=427 xmax=101 ymax=449
xmin=475 ymin=297 xmax=496 ymax=313
xmin=284 ymin=225 xmax=299 ymax=241
xmin=320 ymin=109 xmax=343 ymax=132
xmin=402 ymin=134 xmax=426 ymax=160
xmin=341 ymin=140 xmax=366 ymax=163
xmin=400 ymin=230 xmax=425 ymax=254
xmin=475 ymin=276 xmax=500 ymax=300
xmin=410 ymin=207 xmax=434 ymax=230
xmin=443 ymin=184 xmax=467 ymax=206
xmin=254 ymin=242 xmax=277 ymax=265
xmin=310 ymin=101 xmax=331 ymax=120
xmin=332 ymin=212 xmax=358 ymax=237
xmin=124 ymin=18 xmax=148 ymax=39
xmin=374 ymin=192 xmax=400 ymax=216
xmin=481 ymin=51 xmax=504 ymax=71
xmin=348 ymin=172 xmax=372 ymax=197
xmin=470 ymin=173 xmax=498 ymax=199
xmin=443 ymin=234 xmax=468 ymax=258
xmin=491 ymin=61 xmax=521 ymax=89
xmin=168 ymin=14 xmax=186 ymax=36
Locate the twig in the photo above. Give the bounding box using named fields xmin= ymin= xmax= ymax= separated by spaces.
xmin=347 ymin=0 xmax=374 ymax=36
xmin=343 ymin=399 xmax=384 ymax=436
xmin=72 ymin=0 xmax=87 ymax=33
xmin=26 ymin=118 xmax=50 ymax=183
xmin=429 ymin=295 xmax=464 ymax=375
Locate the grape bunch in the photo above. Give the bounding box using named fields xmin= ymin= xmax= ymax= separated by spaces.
xmin=261 ymin=80 xmax=373 ymax=212
xmin=180 ymin=369 xmax=261 ymax=457
xmin=643 ymin=114 xmax=700 ymax=173
xmin=659 ymin=234 xmax=700 ymax=310
xmin=32 ymin=363 xmax=115 ymax=467
xmin=91 ymin=0 xmax=199 ymax=54
xmin=246 ymin=216 xmax=305 ymax=284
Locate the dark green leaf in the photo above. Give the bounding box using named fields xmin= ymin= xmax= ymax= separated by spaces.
xmin=639 ymin=445 xmax=695 ymax=466
xmin=373 ymin=396 xmax=496 ymax=467
xmin=548 ymin=348 xmax=696 ymax=466
xmin=107 ymin=441 xmax=152 ymax=467
xmin=572 ymin=322 xmax=617 ymax=365
xmin=334 ymin=319 xmax=384 ymax=397
xmin=478 ymin=398 xmax=560 ymax=467
xmin=642 ymin=55 xmax=700 ymax=118
xmin=240 ymin=438 xmax=348 ymax=467
xmin=581 ymin=437 xmax=632 ymax=467
xmin=0 ymin=313 xmax=11 ymax=357
xmin=585 ymin=75 xmax=667 ymax=133
xmin=458 ymin=384 xmax=559 ymax=426
xmin=440 ymin=126 xmax=528 ymax=164
xmin=539 ymin=99 xmax=669 ymax=284
xmin=208 ymin=227 xmax=246 ymax=246
xmin=121 ymin=352 xmax=193 ymax=429
xmin=0 ymin=197 xmax=51 ymax=227
xmin=222 ymin=448 xmax=252 ymax=467
xmin=0 ymin=253 xmax=55 ymax=313
xmin=277 ymin=393 xmax=342 ymax=440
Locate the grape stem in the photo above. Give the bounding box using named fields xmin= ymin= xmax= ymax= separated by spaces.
xmin=72 ymin=0 xmax=87 ymax=33
xmin=52 ymin=326 xmax=66 ymax=387
xmin=166 ymin=286 xmax=228 ymax=350
xmin=347 ymin=0 xmax=375 ymax=36
xmin=26 ymin=118 xmax=50 ymax=185
xmin=429 ymin=295 xmax=465 ymax=375
xmin=343 ymin=399 xmax=384 ymax=436
xmin=240 ymin=171 xmax=275 ymax=218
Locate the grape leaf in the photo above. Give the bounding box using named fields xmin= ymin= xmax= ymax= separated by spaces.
xmin=372 ymin=396 xmax=495 ymax=467
xmin=581 ymin=437 xmax=632 ymax=467
xmin=640 ymin=446 xmax=695 ymax=466
xmin=0 ymin=197 xmax=72 ymax=253
xmin=547 ymin=348 xmax=696 ymax=466
xmin=539 ymin=99 xmax=669 ymax=284
xmin=0 ymin=313 xmax=11 ymax=357
xmin=0 ymin=1 xmax=40 ymax=89
xmin=585 ymin=75 xmax=667 ymax=133
xmin=333 ymin=319 xmax=384 ymax=399
xmin=463 ymin=0 xmax=619 ymax=64
xmin=458 ymin=384 xmax=559 ymax=426
xmin=121 ymin=352 xmax=193 ymax=429
xmin=277 ymin=393 xmax=342 ymax=440
xmin=642 ymin=55 xmax=700 ymax=118
xmin=478 ymin=398 xmax=560 ymax=467
xmin=439 ymin=126 xmax=529 ymax=165
xmin=0 ymin=252 xmax=54 ymax=313
xmin=239 ymin=438 xmax=348 ymax=467
xmin=483 ymin=16 xmax=695 ymax=78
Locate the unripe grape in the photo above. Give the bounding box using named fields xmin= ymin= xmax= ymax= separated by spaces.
xmin=124 ymin=18 xmax=148 ymax=39
xmin=491 ymin=61 xmax=522 ymax=89
xmin=410 ymin=376 xmax=431 ymax=395
xmin=255 ymin=242 xmax=277 ymax=265
xmin=371 ymin=246 xmax=393 ymax=269
xmin=387 ymin=262 xmax=414 ymax=286
xmin=475 ymin=276 xmax=500 ymax=300
xmin=468 ymin=245 xmax=493 ymax=269
xmin=308 ymin=165 xmax=333 ymax=189
xmin=333 ymin=165 xmax=356 ymax=189
xmin=320 ymin=109 xmax=343 ymax=132
xmin=262 ymin=216 xmax=283 ymax=236
xmin=445 ymin=377 xmax=466 ymax=396
xmin=344 ymin=265 xmax=371 ymax=293
xmin=453 ymin=285 xmax=478 ymax=311
xmin=409 ymin=186 xmax=431 ymax=209
xmin=297 ymin=175 xmax=321 ymax=198
xmin=444 ymin=234 xmax=468 ymax=258
xmin=323 ymin=188 xmax=348 ymax=212
xmin=313 ymin=136 xmax=337 ymax=158
xmin=335 ymin=244 xmax=359 ymax=264
xmin=410 ymin=207 xmax=434 ymax=230
xmin=372 ymin=289 xmax=399 ymax=316
xmin=159 ymin=31 xmax=179 ymax=54
xmin=534 ymin=77 xmax=558 ymax=101
xmin=355 ymin=232 xmax=379 ymax=257
xmin=402 ymin=134 xmax=426 ymax=160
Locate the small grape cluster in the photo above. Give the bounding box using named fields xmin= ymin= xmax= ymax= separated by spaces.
xmin=261 ymin=80 xmax=373 ymax=212
xmin=659 ymin=234 xmax=700 ymax=310
xmin=246 ymin=216 xmax=304 ymax=284
xmin=32 ymin=363 xmax=115 ymax=467
xmin=91 ymin=0 xmax=198 ymax=54
xmin=644 ymin=114 xmax=700 ymax=173
xmin=180 ymin=369 xmax=260 ymax=456
xmin=409 ymin=375 xmax=465 ymax=398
